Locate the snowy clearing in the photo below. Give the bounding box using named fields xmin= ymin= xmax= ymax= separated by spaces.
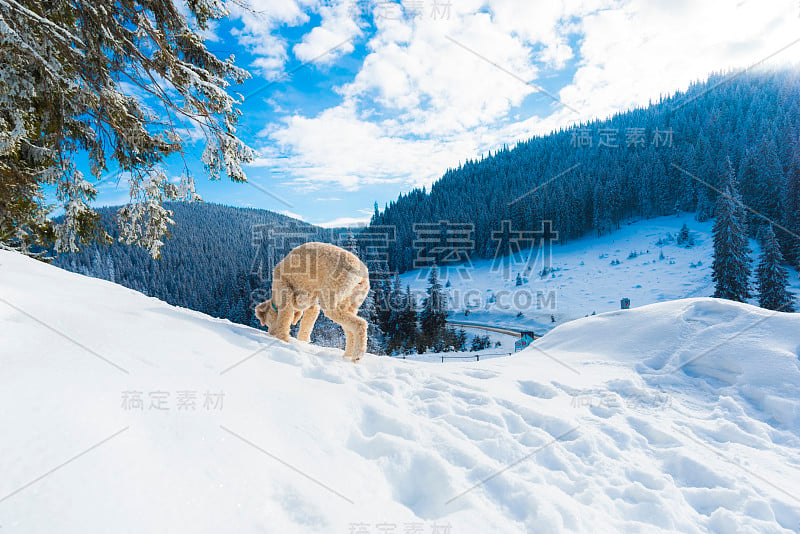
xmin=1 ymin=249 xmax=800 ymax=533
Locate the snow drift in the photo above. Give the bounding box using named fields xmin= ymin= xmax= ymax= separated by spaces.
xmin=1 ymin=249 xmax=800 ymax=533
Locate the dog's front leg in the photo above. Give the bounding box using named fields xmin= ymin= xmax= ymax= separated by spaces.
xmin=296 ymin=305 xmax=320 ymax=342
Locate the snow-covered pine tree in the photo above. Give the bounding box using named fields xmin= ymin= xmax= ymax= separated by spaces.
xmin=695 ymin=186 xmax=714 ymax=222
xmin=749 ymin=140 xmax=784 ymax=235
xmin=454 ymin=328 xmax=468 ymax=351
xmin=384 ymin=274 xmax=405 ymax=353
xmin=785 ymin=151 xmax=800 ymax=267
xmin=372 ymin=274 xmax=393 ymax=339
xmin=344 ymin=230 xmax=360 ymax=256
xmin=419 ymin=265 xmax=448 ymax=350
xmin=592 ymin=182 xmax=612 ymax=236
xmin=359 ymin=288 xmax=385 ymax=354
xmin=756 ymin=225 xmax=795 ymax=312
xmin=399 ymin=285 xmax=419 ymax=354
xmin=685 ymin=226 xmax=692 ymax=246
xmin=470 ymin=334 xmax=491 ymax=351
xmin=677 ymin=223 xmax=693 ymax=246
xmin=0 ymin=0 xmax=254 ymax=258
xmin=712 ymin=159 xmax=751 ymax=302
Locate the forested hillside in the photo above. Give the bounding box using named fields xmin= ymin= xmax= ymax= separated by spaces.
xmin=53 ymin=203 xmax=335 ymax=328
xmin=370 ymin=69 xmax=800 ymax=273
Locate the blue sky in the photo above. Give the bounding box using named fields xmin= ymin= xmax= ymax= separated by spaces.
xmin=89 ymin=0 xmax=799 ymax=227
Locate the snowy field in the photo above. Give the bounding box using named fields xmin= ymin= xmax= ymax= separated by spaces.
xmin=402 ymin=214 xmax=800 ymax=336
xmin=2 ymin=249 xmax=800 ymax=533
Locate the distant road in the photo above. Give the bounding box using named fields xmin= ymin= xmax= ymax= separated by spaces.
xmin=446 ymin=321 xmax=537 ymax=339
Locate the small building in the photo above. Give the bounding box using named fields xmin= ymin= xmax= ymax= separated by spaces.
xmin=515 ymin=331 xmax=535 ymax=352
xmin=621 ymin=298 xmax=631 ymax=310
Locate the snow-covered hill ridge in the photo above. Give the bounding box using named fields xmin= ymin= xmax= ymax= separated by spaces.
xmin=2 ymin=249 xmax=800 ymax=533
xmin=536 ymin=298 xmax=800 ymax=428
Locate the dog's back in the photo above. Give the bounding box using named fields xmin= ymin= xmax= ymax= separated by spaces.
xmin=274 ymin=242 xmax=369 ymax=308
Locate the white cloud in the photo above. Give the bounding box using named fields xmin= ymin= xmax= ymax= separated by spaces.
xmin=292 ymin=1 xmax=363 ymax=63
xmin=278 ymin=209 xmax=307 ymax=221
xmin=227 ymin=0 xmax=365 ymax=79
xmin=251 ymin=0 xmax=586 ymax=189
xmin=251 ymin=101 xmax=497 ymax=190
xmin=315 ymin=216 xmax=370 ymax=228
xmin=559 ymin=0 xmax=800 ymax=124
xmin=342 ymin=8 xmax=546 ymax=137
xmin=227 ymin=0 xmax=314 ymax=79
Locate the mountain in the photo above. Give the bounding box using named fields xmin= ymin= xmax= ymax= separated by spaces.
xmin=2 ymin=249 xmax=800 ymax=532
xmin=371 ymin=68 xmax=800 ymax=274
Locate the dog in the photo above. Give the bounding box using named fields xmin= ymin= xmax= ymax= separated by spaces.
xmin=255 ymin=242 xmax=370 ymax=361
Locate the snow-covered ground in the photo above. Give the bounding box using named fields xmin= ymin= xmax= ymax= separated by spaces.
xmin=402 ymin=214 xmax=800 ymax=336
xmin=2 ymin=249 xmax=800 ymax=533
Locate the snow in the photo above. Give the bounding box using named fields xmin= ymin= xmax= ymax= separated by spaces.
xmin=2 ymin=249 xmax=800 ymax=533
xmin=401 ymin=214 xmax=800 ymax=336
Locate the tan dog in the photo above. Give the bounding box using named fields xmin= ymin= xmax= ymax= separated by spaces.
xmin=255 ymin=242 xmax=370 ymax=361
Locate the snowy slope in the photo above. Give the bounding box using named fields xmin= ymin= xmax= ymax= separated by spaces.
xmin=402 ymin=214 xmax=800 ymax=336
xmin=2 ymin=249 xmax=800 ymax=533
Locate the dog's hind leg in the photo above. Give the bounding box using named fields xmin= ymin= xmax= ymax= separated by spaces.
xmin=326 ymin=307 xmax=367 ymax=360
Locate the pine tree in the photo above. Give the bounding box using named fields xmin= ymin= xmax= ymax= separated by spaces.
xmin=756 ymin=225 xmax=795 ymax=311
xmin=344 ymin=230 xmax=360 ymax=257
xmin=593 ymin=182 xmax=612 ymax=236
xmin=397 ymin=285 xmax=419 ymax=354
xmin=455 ymin=328 xmax=468 ymax=351
xmin=677 ymin=223 xmax=693 ymax=247
xmin=384 ymin=275 xmax=405 ymax=353
xmin=695 ymin=186 xmax=714 ymax=222
xmin=470 ymin=335 xmax=491 ymax=351
xmin=439 ymin=328 xmax=467 ymax=352
xmin=0 ymin=0 xmax=254 ymax=257
xmin=373 ymin=276 xmax=393 ymax=338
xmin=359 ymin=288 xmax=385 ymax=354
xmin=371 ymin=201 xmax=380 ymax=225
xmin=712 ymin=159 xmax=751 ymax=302
xmin=366 ymin=249 xmax=393 ymax=342
xmin=785 ymin=151 xmax=800 ymax=266
xmin=419 ymin=265 xmax=448 ymax=350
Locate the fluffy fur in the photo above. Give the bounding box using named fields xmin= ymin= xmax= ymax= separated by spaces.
xmin=255 ymin=242 xmax=370 ymax=361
